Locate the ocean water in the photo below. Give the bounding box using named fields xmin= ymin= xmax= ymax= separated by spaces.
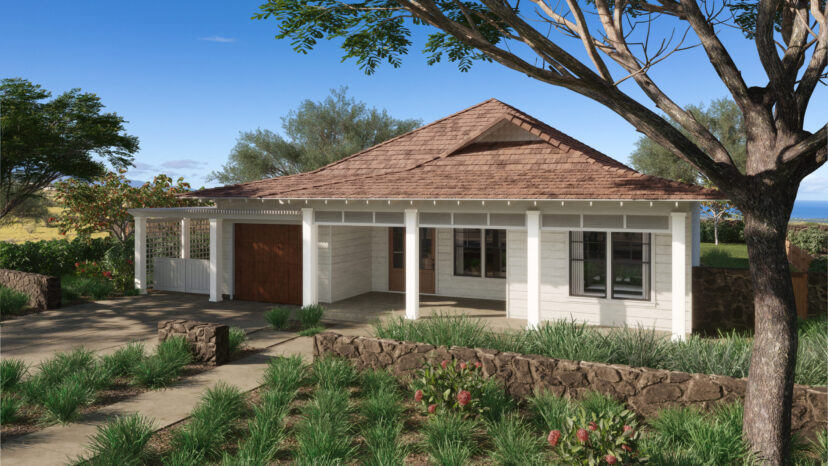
xmin=791 ymin=200 xmax=828 ymax=222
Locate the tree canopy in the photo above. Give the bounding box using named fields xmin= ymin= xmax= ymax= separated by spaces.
xmin=0 ymin=78 xmax=139 ymax=220
xmin=256 ymin=0 xmax=827 ymax=462
xmin=208 ymin=88 xmax=421 ymax=184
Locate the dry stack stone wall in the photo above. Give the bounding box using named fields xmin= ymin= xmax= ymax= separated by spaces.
xmin=158 ymin=320 xmax=229 ymax=365
xmin=314 ymin=332 xmax=827 ymax=435
xmin=0 ymin=269 xmax=61 ymax=311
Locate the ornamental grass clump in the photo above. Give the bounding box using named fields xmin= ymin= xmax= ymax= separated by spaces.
xmin=73 ymin=414 xmax=156 ymax=465
xmin=362 ymin=421 xmax=409 ymax=466
xmin=311 ymin=355 xmax=357 ymax=390
xmin=223 ymin=388 xmax=293 ymax=465
xmin=668 ymin=331 xmax=752 ymax=378
xmin=41 ymin=375 xmax=95 ymax=423
xmin=131 ymin=337 xmax=192 ymax=389
xmin=1 ymin=396 xmax=22 ymax=425
xmin=373 ymin=312 xmax=495 ymax=349
xmin=526 ymin=389 xmax=573 ymax=432
xmin=294 ymin=389 xmax=356 ymax=465
xmin=605 ymin=325 xmax=670 ymax=369
xmin=169 ymin=383 xmax=248 ymax=462
xmin=796 ymin=317 xmax=828 ymax=386
xmin=101 ymin=342 xmax=146 ymax=378
xmin=0 ymin=285 xmax=29 ymax=317
xmin=0 ymin=358 xmax=27 ymax=391
xmin=524 ymin=319 xmax=612 ymax=363
xmin=412 ymin=359 xmax=488 ymax=415
xmin=298 ymin=304 xmax=325 ymax=328
xmin=228 ymin=327 xmax=246 ymax=354
xmin=422 ymin=411 xmax=480 ymax=466
xmin=264 ymin=306 xmax=291 ymax=330
xmin=359 ymin=368 xmax=399 ymax=396
xmin=262 ymin=355 xmax=306 ymax=392
xmin=360 ymin=388 xmax=404 ymax=425
xmin=486 ymin=413 xmax=547 ymax=466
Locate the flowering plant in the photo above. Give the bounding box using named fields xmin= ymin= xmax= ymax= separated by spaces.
xmin=411 ymin=359 xmax=486 ymax=415
xmin=549 ymin=406 xmax=647 ymax=464
xmin=74 ymin=260 xmax=106 ymax=279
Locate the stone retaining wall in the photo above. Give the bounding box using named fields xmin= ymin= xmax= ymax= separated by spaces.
xmin=314 ymin=332 xmax=827 ymax=435
xmin=0 ymin=269 xmax=61 ymax=311
xmin=158 ymin=320 xmax=229 ymax=365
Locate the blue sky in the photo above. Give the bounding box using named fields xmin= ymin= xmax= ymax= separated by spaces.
xmin=2 ymin=0 xmax=826 ymax=200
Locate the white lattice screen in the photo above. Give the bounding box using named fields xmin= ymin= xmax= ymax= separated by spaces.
xmin=190 ymin=219 xmax=210 ymax=259
xmin=147 ymin=220 xmax=180 ymax=286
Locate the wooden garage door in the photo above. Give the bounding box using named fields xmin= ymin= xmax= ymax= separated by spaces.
xmin=234 ymin=224 xmax=302 ymax=304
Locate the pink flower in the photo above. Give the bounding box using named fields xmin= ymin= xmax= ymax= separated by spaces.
xmin=623 ymin=424 xmax=633 ymax=433
xmin=414 ymin=389 xmax=423 ymax=402
xmin=459 ymin=362 xmax=467 ymax=370
xmin=576 ymin=428 xmax=589 ymax=444
xmin=588 ymin=421 xmax=598 ymax=431
xmin=441 ymin=360 xmax=448 ymax=369
xmin=474 ymin=361 xmax=482 ymax=369
xmin=621 ymin=445 xmax=632 ymax=452
xmin=456 ymin=390 xmax=471 ymax=407
xmin=605 ymin=454 xmax=618 ymax=464
xmin=547 ymin=429 xmax=562 ymax=447
xmin=428 ymin=404 xmax=437 ymax=414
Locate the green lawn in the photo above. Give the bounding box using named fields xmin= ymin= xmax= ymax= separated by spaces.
xmin=700 ymin=242 xmax=749 ymax=269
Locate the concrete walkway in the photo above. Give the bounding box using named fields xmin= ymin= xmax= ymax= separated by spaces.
xmin=1 ymin=321 xmax=372 ymax=466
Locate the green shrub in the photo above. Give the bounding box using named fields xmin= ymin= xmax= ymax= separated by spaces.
xmin=264 ymin=306 xmax=292 ymax=330
xmin=362 ymin=421 xmax=408 ymax=466
xmin=102 ymin=239 xmax=135 ymax=293
xmin=486 ymin=414 xmax=546 ymax=466
xmin=526 ymin=389 xmax=572 ymax=432
xmin=62 ymin=275 xmax=114 ymax=300
xmin=298 ymin=304 xmax=325 ymax=328
xmin=700 ymin=218 xmax=745 ymax=243
xmin=0 ymin=285 xmax=29 ymax=317
xmin=74 ymin=414 xmax=155 ymax=465
xmin=411 ymin=358 xmax=488 ymax=415
xmin=228 ymin=327 xmax=246 ymax=354
xmin=298 ymin=326 xmax=324 ymax=337
xmin=788 ymin=225 xmax=828 ymax=256
xmin=1 ymin=395 xmax=22 ymax=424
xmin=809 ymin=256 xmax=827 ymax=273
xmin=0 ymin=359 xmax=27 ymax=391
xmin=101 ymin=342 xmax=146 ymax=378
xmin=549 ymin=404 xmax=644 ymax=465
xmin=171 ymin=383 xmax=247 ymax=461
xmin=0 ymin=237 xmax=113 ymax=277
xmin=311 ymin=355 xmax=357 ymax=390
xmin=295 ymin=389 xmax=356 ymax=464
xmin=262 ymin=355 xmax=306 ymax=392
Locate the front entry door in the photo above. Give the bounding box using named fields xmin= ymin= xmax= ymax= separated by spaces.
xmin=388 ymin=227 xmax=436 ymax=293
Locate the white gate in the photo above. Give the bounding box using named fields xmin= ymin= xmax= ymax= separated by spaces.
xmin=153 ymin=258 xmax=210 ymax=294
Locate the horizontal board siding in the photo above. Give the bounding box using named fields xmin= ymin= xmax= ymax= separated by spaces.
xmin=435 ymin=228 xmax=506 ymax=300
xmin=330 ymin=226 xmax=373 ymax=302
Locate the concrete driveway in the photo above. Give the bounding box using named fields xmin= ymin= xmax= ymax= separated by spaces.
xmin=0 ymin=292 xmax=281 ymax=367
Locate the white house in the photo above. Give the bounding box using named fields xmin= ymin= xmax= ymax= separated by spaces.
xmin=129 ymin=99 xmax=720 ymax=339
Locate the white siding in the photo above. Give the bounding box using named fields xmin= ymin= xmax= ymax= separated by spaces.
xmin=329 ymin=226 xmax=373 ymax=302
xmin=371 ymin=228 xmax=389 ymax=292
xmin=318 ymin=226 xmax=332 ymax=303
xmin=435 ymin=228 xmax=506 ymax=301
xmin=506 ymin=230 xmax=527 ymax=318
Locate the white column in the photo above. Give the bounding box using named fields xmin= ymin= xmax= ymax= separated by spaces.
xmin=302 ymin=208 xmax=318 ymax=307
xmin=405 ymin=209 xmax=419 ymax=320
xmin=526 ymin=210 xmax=541 ymax=329
xmin=671 ymin=212 xmax=687 ymax=340
xmin=690 ymin=202 xmax=701 ymax=267
xmin=209 ymin=218 xmax=223 ymax=302
xmin=180 ymin=218 xmax=190 ymax=259
xmin=134 ymin=216 xmax=147 ymax=294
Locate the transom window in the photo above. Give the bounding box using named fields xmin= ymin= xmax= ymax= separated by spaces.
xmin=569 ymin=231 xmax=650 ymax=300
xmin=454 ymin=229 xmax=507 ymax=278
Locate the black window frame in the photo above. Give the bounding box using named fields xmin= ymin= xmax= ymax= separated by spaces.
xmin=568 ymin=231 xmax=652 ymax=301
xmin=610 ymin=232 xmax=651 ymax=301
xmin=568 ymin=231 xmax=608 ymax=298
xmin=453 ymin=228 xmax=507 ymax=279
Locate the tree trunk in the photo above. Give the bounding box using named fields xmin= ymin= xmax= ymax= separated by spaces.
xmin=741 ymin=190 xmax=798 ymax=465
xmin=714 ymin=215 xmax=719 ymax=245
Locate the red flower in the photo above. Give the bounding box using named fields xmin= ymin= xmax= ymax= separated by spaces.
xmin=588 ymin=421 xmax=598 ymax=431
xmin=474 ymin=361 xmax=482 ymax=369
xmin=576 ymin=428 xmax=589 ymax=444
xmin=428 ymin=404 xmax=437 ymax=414
xmin=623 ymin=424 xmax=633 ymax=432
xmin=74 ymin=262 xmax=79 ymax=267
xmin=414 ymin=389 xmax=423 ymax=402
xmin=605 ymin=454 xmax=618 ymax=464
xmin=547 ymin=429 xmax=562 ymax=447
xmin=459 ymin=362 xmax=467 ymax=370
xmin=126 ymin=259 xmax=133 ymax=265
xmin=456 ymin=390 xmax=471 ymax=407
xmin=441 ymin=360 xmax=448 ymax=369
xmin=621 ymin=445 xmax=632 ymax=452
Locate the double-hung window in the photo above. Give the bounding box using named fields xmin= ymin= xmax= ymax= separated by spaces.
xmin=569 ymin=231 xmax=650 ymax=300
xmin=454 ymin=229 xmax=506 ymax=278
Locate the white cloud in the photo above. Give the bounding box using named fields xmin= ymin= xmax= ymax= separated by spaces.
xmin=798 ymin=169 xmax=828 ymax=200
xmin=199 ymin=36 xmax=236 ymax=43
xmin=162 ymin=159 xmax=207 ymax=169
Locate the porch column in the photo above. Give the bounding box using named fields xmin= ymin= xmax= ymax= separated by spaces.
xmin=134 ymin=216 xmax=147 ymax=294
xmin=302 ymin=208 xmax=318 ymax=306
xmin=180 ymin=218 xmax=190 ymax=259
xmin=209 ymin=218 xmax=223 ymax=302
xmin=526 ymin=210 xmax=541 ymax=329
xmin=405 ymin=209 xmax=419 ymax=320
xmin=671 ymin=212 xmax=687 ymax=340
xmin=690 ymin=202 xmax=701 ymax=267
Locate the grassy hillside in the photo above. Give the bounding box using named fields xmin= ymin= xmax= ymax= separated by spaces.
xmin=0 ymin=206 xmax=107 ymax=243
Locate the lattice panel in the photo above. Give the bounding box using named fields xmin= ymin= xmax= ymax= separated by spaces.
xmin=147 ymin=220 xmax=180 ymax=286
xmin=190 ymin=219 xmax=210 ymax=260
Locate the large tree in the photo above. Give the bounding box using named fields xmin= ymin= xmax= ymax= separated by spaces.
xmin=256 ymin=0 xmax=827 ymax=462
xmin=209 ymin=87 xmax=421 ymax=184
xmin=0 ymin=78 xmax=139 ymax=220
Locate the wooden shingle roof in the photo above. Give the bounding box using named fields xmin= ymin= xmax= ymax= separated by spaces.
xmin=188 ymin=99 xmax=721 ymax=201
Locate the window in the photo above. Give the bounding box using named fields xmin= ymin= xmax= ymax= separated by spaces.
xmin=454 ymin=229 xmax=482 ymax=276
xmin=454 ymin=229 xmax=507 ymax=278
xmin=570 ymin=231 xmax=607 ymax=297
xmin=569 ymin=231 xmax=650 ymax=300
xmin=485 ymin=229 xmax=507 ymax=278
xmin=611 ymin=233 xmax=650 ymax=300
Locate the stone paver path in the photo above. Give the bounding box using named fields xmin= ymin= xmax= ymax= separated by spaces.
xmin=1 ymin=322 xmax=372 ymax=466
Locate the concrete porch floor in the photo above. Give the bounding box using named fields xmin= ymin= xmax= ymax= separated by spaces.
xmin=323 ymin=291 xmax=527 ymax=332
